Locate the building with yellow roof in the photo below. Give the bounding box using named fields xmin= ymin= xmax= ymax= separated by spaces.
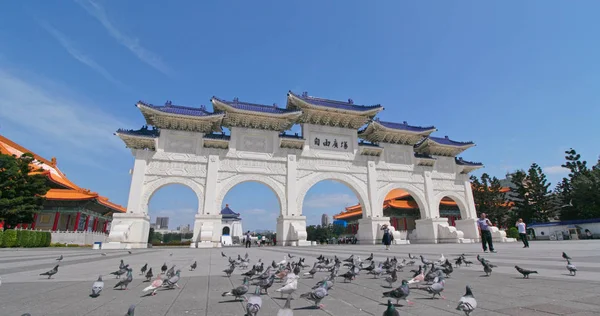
xmin=0 ymin=135 xmax=125 ymax=233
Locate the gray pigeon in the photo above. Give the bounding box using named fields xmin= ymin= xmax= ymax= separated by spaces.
xmin=300 ymin=282 xmax=328 ymax=309
xmin=40 ymin=265 xmax=59 ymax=279
xmin=417 ymin=277 xmax=446 ymax=299
xmin=56 ymin=255 xmax=63 ymax=261
xmin=482 ymin=261 xmax=493 ymax=276
xmin=277 ymin=295 xmax=293 ymax=316
xmin=456 ymin=286 xmax=477 ymax=316
xmin=222 ymin=277 xmax=249 ymax=300
xmin=114 ymin=268 xmax=133 ymax=290
xmin=382 ymin=279 xmax=412 ymax=306
xmin=163 ymin=270 xmax=181 ymax=289
xmin=382 ymin=299 xmax=400 ymax=316
xmin=90 ymin=275 xmax=104 ymax=297
xmin=567 ymin=260 xmax=577 ymax=276
xmin=245 ymin=286 xmax=263 ymax=316
xmin=125 ymin=304 xmax=135 ymax=316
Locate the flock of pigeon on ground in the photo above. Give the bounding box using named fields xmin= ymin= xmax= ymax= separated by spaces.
xmin=29 ymin=249 xmax=579 ymax=315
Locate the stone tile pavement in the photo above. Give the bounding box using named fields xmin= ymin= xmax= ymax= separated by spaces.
xmin=0 ymin=240 xmax=599 ymax=315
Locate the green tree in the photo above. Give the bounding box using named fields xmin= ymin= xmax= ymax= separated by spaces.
xmin=470 ymin=173 xmax=510 ymax=226
xmin=0 ymin=153 xmax=50 ymax=229
xmin=557 ymin=149 xmax=600 ymax=220
xmin=511 ymin=163 xmax=552 ymax=224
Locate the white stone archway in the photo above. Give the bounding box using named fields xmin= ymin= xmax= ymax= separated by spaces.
xmin=378 ymin=183 xmax=429 ymax=219
xmin=140 ymin=176 xmax=204 ymax=215
xmin=216 ymin=174 xmax=286 ymax=217
xmin=434 ymin=191 xmax=469 ymax=220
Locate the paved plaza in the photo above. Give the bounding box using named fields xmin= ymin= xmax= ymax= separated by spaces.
xmin=1 ymin=240 xmax=600 ymax=316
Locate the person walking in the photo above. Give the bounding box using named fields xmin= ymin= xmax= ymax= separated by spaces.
xmin=477 ymin=213 xmax=496 ymax=253
xmin=516 ymin=218 xmax=529 ymax=248
xmin=245 ymin=231 xmax=251 ymax=248
xmin=381 ymin=224 xmax=392 ymax=250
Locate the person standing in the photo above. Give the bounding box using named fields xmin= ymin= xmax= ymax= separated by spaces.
xmin=477 ymin=213 xmax=496 ymax=253
xmin=245 ymin=231 xmax=251 ymax=248
xmin=381 ymin=224 xmax=391 ymax=250
xmin=516 ymin=218 xmax=529 ymax=248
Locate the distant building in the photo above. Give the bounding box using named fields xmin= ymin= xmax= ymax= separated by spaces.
xmin=321 ymin=214 xmax=330 ymax=226
xmin=156 ymin=217 xmax=169 ymax=229
xmin=177 ymin=224 xmax=191 ymax=233
xmin=220 ymin=204 xmax=243 ymax=245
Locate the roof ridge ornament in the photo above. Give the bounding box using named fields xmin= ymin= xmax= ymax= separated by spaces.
xmin=165 ymin=100 xmax=172 ymax=106
xmin=348 ymin=98 xmax=354 ymax=104
xmin=200 ymin=104 xmax=206 ymax=110
xmin=302 ymin=91 xmax=308 ymax=97
xmin=233 ymin=97 xmax=239 ymax=103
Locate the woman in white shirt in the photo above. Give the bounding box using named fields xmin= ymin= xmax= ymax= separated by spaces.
xmin=516 ymin=218 xmax=529 ymax=248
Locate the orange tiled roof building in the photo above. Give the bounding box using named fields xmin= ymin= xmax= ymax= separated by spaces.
xmin=0 ymin=135 xmax=125 ymax=232
xmin=334 ymin=187 xmax=510 ymax=234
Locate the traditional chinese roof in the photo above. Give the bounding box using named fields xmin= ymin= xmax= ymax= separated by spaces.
xmin=414 ymin=136 xmax=475 ymax=157
xmin=211 ymin=97 xmax=302 ymax=131
xmin=136 ymin=101 xmax=223 ymax=133
xmin=203 ymin=133 xmax=230 ymax=149
xmin=279 ymin=133 xmax=305 ymax=149
xmin=221 ymin=204 xmax=241 ymax=219
xmin=358 ymin=119 xmax=437 ymax=145
xmin=455 ymin=157 xmax=484 ymax=174
xmin=115 ymin=126 xmax=159 ymax=150
xmin=358 ymin=141 xmax=383 ymax=156
xmin=0 ymin=135 xmax=126 ymax=214
xmin=414 ymin=152 xmax=436 ymax=166
xmin=287 ymin=91 xmax=383 ymax=129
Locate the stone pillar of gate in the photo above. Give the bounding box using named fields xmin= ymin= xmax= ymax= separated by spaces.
xmin=455 ymin=178 xmax=480 ymax=242
xmin=276 ymin=154 xmax=309 ymax=246
xmin=357 ymin=161 xmax=394 ymax=244
xmin=413 ymin=171 xmax=446 ymax=243
xmin=105 ymin=149 xmax=151 ymax=249
xmin=192 ymin=154 xmax=222 ymax=248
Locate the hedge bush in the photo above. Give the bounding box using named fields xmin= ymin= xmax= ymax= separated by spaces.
xmin=507 ymin=227 xmax=519 ymax=239
xmin=3 ymin=230 xmax=18 ymax=247
xmin=32 ymin=231 xmax=41 ymax=247
xmin=0 ymin=230 xmax=3 ymax=247
xmin=44 ymin=231 xmax=52 ymax=247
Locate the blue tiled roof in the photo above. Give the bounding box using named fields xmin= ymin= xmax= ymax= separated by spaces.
xmin=358 ymin=140 xmax=380 ymax=147
xmin=428 ymin=136 xmax=474 ymax=147
xmin=138 ymin=101 xmax=221 ymax=117
xmin=221 ymin=205 xmax=240 ymax=218
xmin=212 ymin=97 xmax=301 ymax=115
xmin=414 ymin=152 xmax=435 ymax=159
xmin=288 ymin=91 xmax=383 ymax=112
xmin=116 ymin=126 xmax=160 ymax=137
xmin=376 ymin=119 xmax=436 ymax=133
xmin=204 ymin=133 xmax=231 ymax=140
xmin=279 ymin=133 xmax=304 ymax=139
xmin=455 ymin=157 xmax=483 ymax=166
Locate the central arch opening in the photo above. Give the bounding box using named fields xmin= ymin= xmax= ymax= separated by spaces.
xmin=147 ymin=184 xmax=197 ymax=246
xmin=220 ymin=181 xmax=280 ymax=246
xmin=303 ymin=180 xmax=361 ymax=244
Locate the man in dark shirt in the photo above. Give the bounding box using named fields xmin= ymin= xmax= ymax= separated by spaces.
xmin=477 ymin=213 xmax=496 ymax=253
xmin=245 ymin=231 xmax=251 ymax=248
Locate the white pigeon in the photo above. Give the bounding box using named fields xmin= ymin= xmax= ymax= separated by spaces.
xmin=275 ymin=278 xmax=298 ymax=298
xmin=143 ymin=276 xmax=164 ymax=296
xmin=437 ymin=254 xmax=446 ymax=264
xmin=90 ymin=275 xmax=104 ymax=298
xmin=278 ymin=256 xmax=287 ymax=266
xmin=246 ymin=286 xmax=263 ymax=316
xmin=456 ymin=286 xmax=477 ymax=316
xmin=277 ymin=295 xmax=294 ymax=316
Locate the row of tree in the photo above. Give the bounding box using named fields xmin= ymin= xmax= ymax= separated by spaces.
xmin=470 ymin=149 xmax=600 ymax=226
xmin=306 ymin=224 xmax=347 ymax=243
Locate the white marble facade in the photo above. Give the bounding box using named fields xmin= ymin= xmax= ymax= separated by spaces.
xmin=106 ymin=123 xmax=481 ymax=249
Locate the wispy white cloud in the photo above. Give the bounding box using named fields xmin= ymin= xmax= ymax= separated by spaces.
xmin=75 ymin=0 xmax=172 ymax=76
xmin=544 ymin=165 xmax=569 ymax=175
xmin=0 ymin=67 xmax=130 ymax=159
xmin=304 ymin=193 xmax=358 ymax=209
xmin=39 ymin=21 xmax=124 ymax=88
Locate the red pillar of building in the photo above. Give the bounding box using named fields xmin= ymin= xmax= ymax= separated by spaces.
xmin=102 ymin=221 xmax=108 ymax=233
xmin=73 ymin=212 xmax=81 ymax=231
xmin=31 ymin=213 xmax=38 ymax=229
xmin=52 ymin=212 xmax=60 ymax=231
xmin=92 ymin=218 xmax=99 ymax=232
xmin=83 ymin=215 xmax=90 ymax=231
xmin=403 ymin=217 xmax=408 ymax=230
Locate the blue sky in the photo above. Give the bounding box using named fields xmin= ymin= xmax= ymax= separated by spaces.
xmin=1 ymin=1 xmax=599 ymax=231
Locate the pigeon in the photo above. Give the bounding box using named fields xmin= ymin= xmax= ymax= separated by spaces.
xmin=101 ymin=253 xmax=107 ymax=256
xmin=140 ymin=263 xmax=148 ymax=275
xmin=408 ymin=253 xmax=417 ymax=259
xmin=366 ymin=253 xmax=374 ymax=261
xmin=417 ymin=277 xmax=446 ymax=299
xmin=515 ymin=266 xmax=538 ymax=279
xmin=90 ymin=275 xmax=104 ymax=298
xmin=562 ymin=252 xmax=572 ymax=260
xmin=482 ymin=261 xmax=493 ymax=276
xmin=161 ymin=262 xmax=168 ymax=274
xmin=40 ymin=265 xmax=59 ymax=279
xmin=56 ymin=255 xmax=63 ymax=261
xmin=114 ymin=268 xmax=133 ymax=290
xmin=567 ymin=260 xmax=577 ymax=276
xmin=383 ymin=299 xmax=401 ymax=316
xmin=304 ymin=263 xmax=318 ymax=278
xmin=128 ymin=250 xmax=132 ymax=254
xmin=245 ymin=286 xmax=263 ymax=316
xmin=224 ymin=264 xmax=236 ymax=277
xmin=190 ymin=261 xmax=197 ymax=271
xmin=384 ymin=269 xmax=397 ymax=288
xmin=300 ymin=282 xmax=328 ymax=309
xmin=339 ymin=270 xmax=356 ymax=283
xmin=382 ymin=279 xmax=412 ymax=306
xmin=288 ymin=253 xmax=295 ymax=259
xmin=119 ymin=259 xmax=126 ymax=270
xmin=166 ymin=265 xmax=176 ymax=278
xmin=252 ymin=274 xmax=275 ymax=294
xmin=110 ymin=265 xmax=129 ymax=279
xmin=125 ymin=304 xmax=135 ymax=316
xmin=275 ymin=277 xmax=298 ymax=298
xmin=277 ymin=295 xmax=293 ymax=316
xmin=145 ymin=268 xmax=153 ymax=281
xmin=456 ymin=286 xmax=477 ymax=316
xmin=221 ymin=251 xmax=227 ymax=257
xmin=143 ymin=275 xmax=164 ymax=296
xmin=222 ymin=277 xmax=249 ymax=300
xmin=163 ymin=270 xmax=181 ymax=289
